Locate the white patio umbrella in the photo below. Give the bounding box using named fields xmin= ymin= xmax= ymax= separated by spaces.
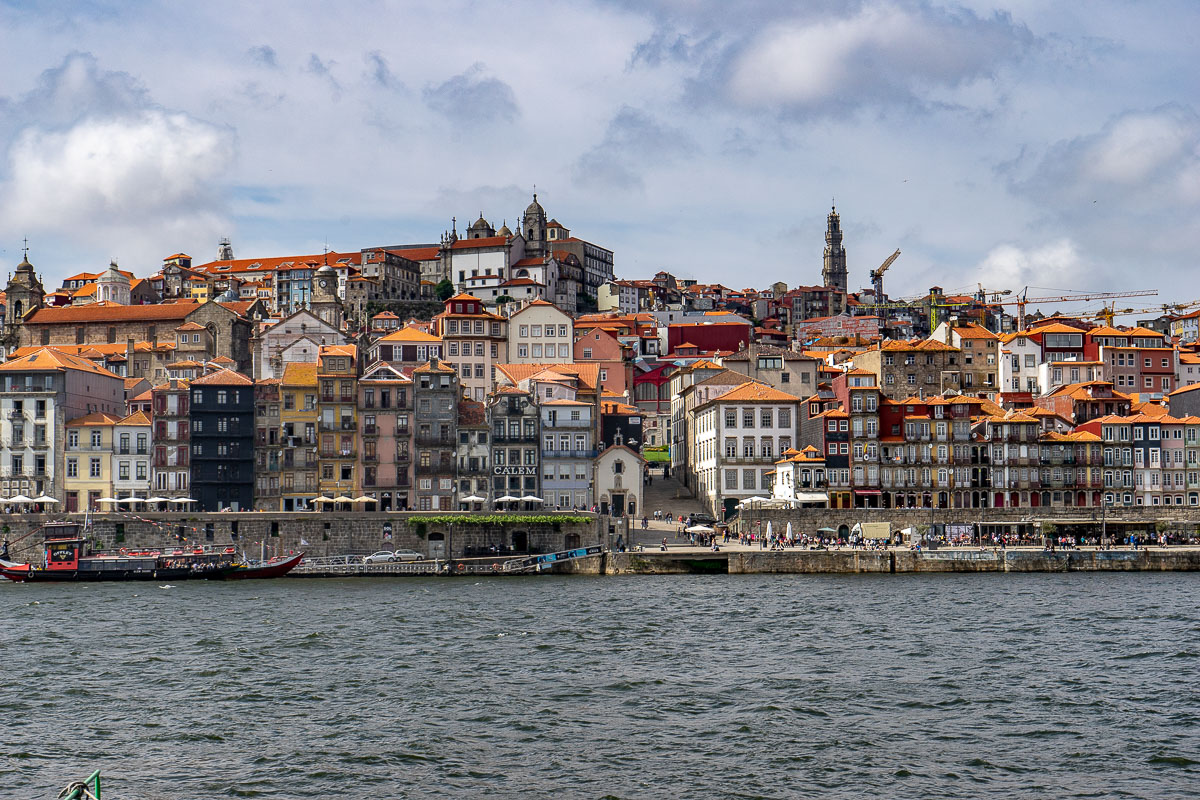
xmin=312 ymin=496 xmax=334 ymax=504
xmin=8 ymin=495 xmax=34 ymax=504
xmin=519 ymin=495 xmax=544 ymax=503
xmin=461 ymin=494 xmax=486 ymax=502
xmin=686 ymin=524 xmax=714 ymax=533
xmin=495 ymin=494 xmax=520 ymax=503
xmin=333 ymin=495 xmax=354 ymax=503
xmin=351 ymin=496 xmax=374 ymax=503
xmin=765 ymin=521 xmax=773 ymax=539
xmin=786 ymin=521 xmax=794 ymax=543
xmin=144 ymin=496 xmax=170 ymax=504
xmin=120 ymin=497 xmax=145 ymax=504
xmin=170 ymin=497 xmax=197 ymax=504
xmin=33 ymin=495 xmax=59 ymax=504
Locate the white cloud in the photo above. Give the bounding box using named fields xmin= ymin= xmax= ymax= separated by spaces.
xmin=725 ymin=3 xmax=1031 ymax=112
xmin=1083 ymin=108 xmax=1198 ymax=186
xmin=969 ymin=239 xmax=1090 ymax=291
xmin=1 ymin=111 xmax=235 ymax=264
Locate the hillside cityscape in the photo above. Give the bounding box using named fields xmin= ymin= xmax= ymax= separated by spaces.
xmin=0 ymin=199 xmax=1196 ymax=519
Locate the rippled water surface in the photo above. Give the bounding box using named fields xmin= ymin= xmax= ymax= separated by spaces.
xmin=2 ymin=574 xmax=1199 ymax=799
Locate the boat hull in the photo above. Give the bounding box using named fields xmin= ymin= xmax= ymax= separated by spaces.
xmin=0 ymin=560 xmax=224 ymax=583
xmin=221 ymin=553 xmax=304 ymax=580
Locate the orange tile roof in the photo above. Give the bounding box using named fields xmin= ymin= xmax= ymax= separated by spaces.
xmin=190 ymin=368 xmax=253 ymax=386
xmin=413 ymin=359 xmax=458 ymax=374
xmin=951 ymin=324 xmax=998 ymax=340
xmin=497 ymin=363 xmax=600 ymax=390
xmin=387 ymin=246 xmax=440 ymax=261
xmin=25 ymin=302 xmax=198 ymax=325
xmin=281 ymin=362 xmax=319 ymax=385
xmin=0 ymin=348 xmax=123 ymax=378
xmin=118 ymin=410 xmax=152 ymax=426
xmin=704 ymin=381 xmax=802 ymax=404
xmin=1032 ymin=322 xmax=1087 ymax=335
xmin=66 ymin=411 xmax=123 ymax=427
xmin=193 ymin=252 xmax=361 ymax=275
xmin=378 ymin=326 xmax=442 ymax=344
xmin=319 ymin=344 xmax=357 ymax=358
xmin=450 ymin=236 xmax=510 ymax=250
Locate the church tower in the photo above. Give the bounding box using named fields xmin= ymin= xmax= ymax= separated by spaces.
xmin=822 ymin=205 xmax=848 ymax=296
xmin=521 ymin=193 xmax=547 ymax=258
xmin=310 ymin=264 xmax=343 ymax=328
xmin=4 ymin=247 xmax=45 ymax=341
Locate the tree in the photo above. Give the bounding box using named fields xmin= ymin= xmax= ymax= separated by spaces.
xmin=494 ymin=295 xmax=514 ymax=305
xmin=435 ymin=279 xmax=455 ymax=302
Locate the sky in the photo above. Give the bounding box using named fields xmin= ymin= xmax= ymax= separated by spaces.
xmin=0 ymin=0 xmax=1197 ymax=311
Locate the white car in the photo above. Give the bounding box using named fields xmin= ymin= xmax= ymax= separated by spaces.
xmin=363 ymin=550 xmax=397 ymax=564
xmin=392 ymin=549 xmax=424 ymax=562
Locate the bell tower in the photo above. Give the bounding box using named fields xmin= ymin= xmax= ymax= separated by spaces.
xmin=310 ymin=264 xmax=343 ymax=328
xmin=521 ymin=192 xmax=547 ymax=257
xmin=4 ymin=243 xmax=45 ymax=347
xmin=822 ymin=204 xmax=848 ymax=296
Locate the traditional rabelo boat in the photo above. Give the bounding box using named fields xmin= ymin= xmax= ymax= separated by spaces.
xmin=0 ymin=522 xmax=302 ymax=583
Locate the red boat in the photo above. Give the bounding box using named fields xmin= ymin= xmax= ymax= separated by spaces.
xmin=0 ymin=522 xmax=302 ymax=583
xmin=222 ymin=552 xmax=305 ymax=580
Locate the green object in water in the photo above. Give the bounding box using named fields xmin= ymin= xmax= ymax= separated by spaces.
xmin=59 ymin=770 xmax=101 ymax=799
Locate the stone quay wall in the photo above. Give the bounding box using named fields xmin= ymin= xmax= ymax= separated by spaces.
xmin=558 ymin=548 xmax=1200 ymax=575
xmin=727 ymin=507 xmax=1200 ymax=537
xmin=1 ymin=512 xmax=603 ymax=562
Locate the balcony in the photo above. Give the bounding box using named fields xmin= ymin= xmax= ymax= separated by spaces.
xmin=415 ymin=461 xmax=454 ymax=475
xmin=494 ymin=431 xmax=539 ymax=443
xmin=542 ymin=418 xmax=592 ymax=429
xmin=362 ymin=424 xmax=378 ymax=436
xmin=415 ymin=434 xmax=452 ymax=447
xmin=542 ymin=448 xmax=599 ymax=459
xmin=363 ymin=453 xmax=377 ymax=462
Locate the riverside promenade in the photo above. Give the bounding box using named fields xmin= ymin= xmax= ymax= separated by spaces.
xmin=558 ymin=543 xmax=1200 ymax=575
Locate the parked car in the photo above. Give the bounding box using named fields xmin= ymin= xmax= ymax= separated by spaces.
xmin=363 ymin=550 xmax=397 ymax=564
xmin=392 ymin=549 xmax=424 ymax=562
xmin=690 ymin=513 xmax=718 ymax=525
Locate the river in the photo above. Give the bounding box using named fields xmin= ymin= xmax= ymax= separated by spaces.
xmin=2 ymin=574 xmax=1198 ymax=799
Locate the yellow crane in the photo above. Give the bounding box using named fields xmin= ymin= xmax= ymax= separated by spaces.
xmin=869 ymin=249 xmax=900 ymax=301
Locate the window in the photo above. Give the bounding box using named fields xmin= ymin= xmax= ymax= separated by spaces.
xmin=743 ymin=410 xmax=754 ymax=427
xmin=67 ymin=458 xmax=78 ymax=477
xmin=761 ymin=410 xmax=772 ymax=427
xmin=727 ymin=411 xmax=738 ymax=428
xmin=89 ymin=458 xmax=101 ymax=478
xmin=90 ymin=430 xmax=102 ymax=448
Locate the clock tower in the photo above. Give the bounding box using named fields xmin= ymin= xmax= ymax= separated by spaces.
xmin=310 ymin=264 xmax=343 ymax=328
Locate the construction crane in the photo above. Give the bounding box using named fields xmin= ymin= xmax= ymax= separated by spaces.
xmin=994 ymin=288 xmax=1159 ymax=330
xmin=974 ymin=283 xmax=1012 ymax=304
xmin=869 ymin=249 xmax=900 ymax=301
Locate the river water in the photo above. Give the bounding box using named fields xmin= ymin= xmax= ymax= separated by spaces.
xmin=2 ymin=574 xmax=1198 ymax=799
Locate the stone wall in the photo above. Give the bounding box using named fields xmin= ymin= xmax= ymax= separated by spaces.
xmin=2 ymin=512 xmax=602 ymax=562
xmin=730 ymin=507 xmax=1200 ymax=537
xmin=568 ymin=547 xmax=1200 ymax=575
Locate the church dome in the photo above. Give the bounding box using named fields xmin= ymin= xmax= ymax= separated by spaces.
xmin=497 ymin=223 xmax=512 ymax=237
xmin=524 ymin=193 xmax=545 ymax=219
xmin=469 ymin=214 xmax=491 ymax=231
xmin=314 ymin=265 xmax=337 ymax=279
